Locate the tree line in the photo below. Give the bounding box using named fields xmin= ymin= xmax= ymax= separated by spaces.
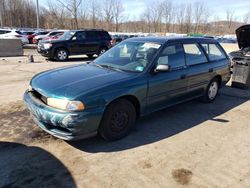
xmin=0 ymin=0 xmax=250 ymax=35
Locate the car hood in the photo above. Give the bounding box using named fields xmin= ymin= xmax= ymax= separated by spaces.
xmin=236 ymin=25 xmax=250 ymax=49
xmin=31 ymin=64 xmax=134 ymax=99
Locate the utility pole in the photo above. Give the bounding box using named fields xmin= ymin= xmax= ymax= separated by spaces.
xmin=0 ymin=1 xmax=3 ymax=28
xmin=0 ymin=12 xmax=2 ymax=28
xmin=36 ymin=0 xmax=40 ymax=29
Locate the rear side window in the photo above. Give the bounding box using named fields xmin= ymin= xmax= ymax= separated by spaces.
xmin=86 ymin=31 xmax=97 ymax=39
xmin=183 ymin=43 xmax=207 ymax=66
xmin=157 ymin=44 xmax=185 ymax=69
xmin=99 ymin=31 xmax=111 ymax=40
xmin=201 ymin=43 xmax=226 ymax=61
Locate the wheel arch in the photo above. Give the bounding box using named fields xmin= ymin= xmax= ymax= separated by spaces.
xmin=213 ymin=75 xmax=222 ymax=87
xmin=54 ymin=46 xmax=69 ymax=57
xmin=106 ymin=95 xmax=141 ymax=118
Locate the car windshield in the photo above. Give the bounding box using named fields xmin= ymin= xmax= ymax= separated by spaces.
xmin=59 ymin=31 xmax=75 ymax=40
xmin=94 ymin=41 xmax=161 ymax=73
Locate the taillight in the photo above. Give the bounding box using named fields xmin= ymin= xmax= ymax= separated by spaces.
xmin=15 ymin=35 xmax=22 ymax=38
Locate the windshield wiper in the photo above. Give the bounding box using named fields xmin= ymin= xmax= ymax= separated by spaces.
xmin=94 ymin=64 xmax=124 ymax=72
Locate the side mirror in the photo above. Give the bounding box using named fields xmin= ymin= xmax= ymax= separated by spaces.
xmin=154 ymin=64 xmax=170 ymax=73
xmin=72 ymin=37 xmax=77 ymax=40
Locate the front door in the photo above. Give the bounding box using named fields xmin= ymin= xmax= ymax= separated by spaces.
xmin=70 ymin=31 xmax=89 ymax=54
xmin=147 ymin=43 xmax=189 ymax=113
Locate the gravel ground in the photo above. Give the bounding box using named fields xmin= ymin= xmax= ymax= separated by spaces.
xmin=0 ymin=48 xmax=250 ymax=188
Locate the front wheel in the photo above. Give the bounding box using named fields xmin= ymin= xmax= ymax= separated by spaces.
xmin=202 ymin=78 xmax=219 ymax=103
xmin=55 ymin=48 xmax=68 ymax=61
xmin=98 ymin=99 xmax=136 ymax=141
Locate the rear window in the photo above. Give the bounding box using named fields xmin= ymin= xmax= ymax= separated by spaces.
xmin=86 ymin=31 xmax=98 ymax=39
xmin=201 ymin=43 xmax=226 ymax=61
xmin=183 ymin=43 xmax=207 ymax=66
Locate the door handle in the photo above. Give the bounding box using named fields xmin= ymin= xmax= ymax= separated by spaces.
xmin=180 ymin=74 xmax=186 ymax=79
xmin=209 ymin=68 xmax=214 ymax=73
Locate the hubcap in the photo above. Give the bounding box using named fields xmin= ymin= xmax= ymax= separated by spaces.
xmin=111 ymin=110 xmax=129 ymax=132
xmin=58 ymin=50 xmax=67 ymax=60
xmin=208 ymin=81 xmax=218 ymax=100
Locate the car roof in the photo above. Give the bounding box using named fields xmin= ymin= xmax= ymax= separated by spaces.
xmin=125 ymin=36 xmax=218 ymax=44
xmin=71 ymin=29 xmax=106 ymax=32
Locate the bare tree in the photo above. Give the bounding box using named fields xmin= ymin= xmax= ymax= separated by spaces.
xmin=243 ymin=11 xmax=250 ymax=24
xmin=161 ymin=0 xmax=173 ymax=33
xmin=89 ymin=0 xmax=101 ymax=28
xmin=113 ymin=0 xmax=124 ymax=32
xmin=55 ymin=0 xmax=83 ymax=29
xmin=46 ymin=0 xmax=69 ymax=28
xmin=102 ymin=0 xmax=114 ymax=31
xmin=226 ymin=9 xmax=235 ymax=30
xmin=193 ymin=2 xmax=209 ymax=33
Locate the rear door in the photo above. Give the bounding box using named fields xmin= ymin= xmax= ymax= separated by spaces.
xmin=183 ymin=43 xmax=211 ymax=97
xmin=147 ymin=43 xmax=189 ymax=113
xmin=85 ymin=31 xmax=100 ymax=53
xmin=201 ymin=42 xmax=229 ymax=81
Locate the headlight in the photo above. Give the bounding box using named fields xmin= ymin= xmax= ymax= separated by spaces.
xmin=43 ymin=43 xmax=52 ymax=49
xmin=28 ymin=85 xmax=33 ymax=91
xmin=47 ymin=98 xmax=85 ymax=111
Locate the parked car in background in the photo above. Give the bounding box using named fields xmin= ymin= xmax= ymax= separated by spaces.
xmin=25 ymin=37 xmax=230 ymax=141
xmin=0 ymin=29 xmax=29 ymax=45
xmin=37 ymin=29 xmax=112 ymax=61
xmin=216 ymin=37 xmax=237 ymax=44
xmin=28 ymin=31 xmax=49 ymax=44
xmin=33 ymin=31 xmax=64 ymax=44
xmin=111 ymin=34 xmax=123 ymax=46
xmin=41 ymin=32 xmax=64 ymax=42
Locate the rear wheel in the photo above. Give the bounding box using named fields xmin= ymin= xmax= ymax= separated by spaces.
xmin=55 ymin=48 xmax=68 ymax=61
xmin=202 ymin=78 xmax=219 ymax=103
xmin=98 ymin=47 xmax=107 ymax=56
xmin=87 ymin=54 xmax=94 ymax=58
xmin=98 ymin=99 xmax=136 ymax=141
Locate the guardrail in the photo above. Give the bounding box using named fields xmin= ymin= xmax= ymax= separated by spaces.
xmin=0 ymin=39 xmax=23 ymax=57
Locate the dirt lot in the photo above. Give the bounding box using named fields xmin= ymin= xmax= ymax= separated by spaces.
xmin=1 ymin=48 xmax=250 ymax=188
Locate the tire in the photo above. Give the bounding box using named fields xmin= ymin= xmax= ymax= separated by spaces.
xmin=202 ymin=78 xmax=219 ymax=103
xmin=98 ymin=47 xmax=107 ymax=56
xmin=55 ymin=48 xmax=68 ymax=61
xmin=98 ymin=99 xmax=136 ymax=141
xmin=87 ymin=54 xmax=94 ymax=58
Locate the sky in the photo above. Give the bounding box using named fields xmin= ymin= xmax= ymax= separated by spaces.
xmin=39 ymin=0 xmax=250 ymax=21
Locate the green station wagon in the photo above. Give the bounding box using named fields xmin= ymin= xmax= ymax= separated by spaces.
xmin=24 ymin=37 xmax=231 ymax=141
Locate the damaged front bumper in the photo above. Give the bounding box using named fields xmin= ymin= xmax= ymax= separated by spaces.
xmin=23 ymin=91 xmax=104 ymax=141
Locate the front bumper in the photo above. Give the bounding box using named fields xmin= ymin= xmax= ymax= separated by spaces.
xmin=37 ymin=46 xmax=53 ymax=58
xmin=23 ymin=91 xmax=104 ymax=140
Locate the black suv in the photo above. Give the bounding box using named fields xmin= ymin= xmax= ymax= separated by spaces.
xmin=37 ymin=29 xmax=112 ymax=61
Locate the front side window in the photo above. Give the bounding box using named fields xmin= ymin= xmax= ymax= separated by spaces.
xmin=201 ymin=43 xmax=226 ymax=61
xmin=156 ymin=44 xmax=186 ymax=69
xmin=75 ymin=32 xmax=86 ymax=40
xmin=183 ymin=43 xmax=207 ymax=66
xmin=94 ymin=41 xmax=162 ymax=72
